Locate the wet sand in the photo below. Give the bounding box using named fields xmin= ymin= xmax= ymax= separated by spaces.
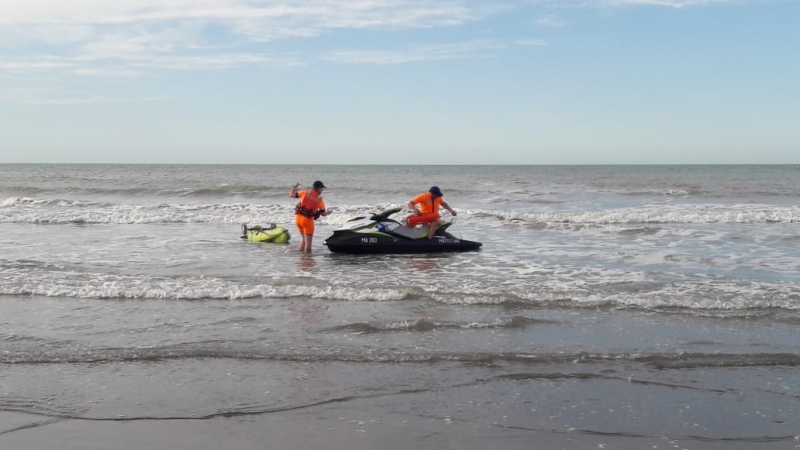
xmin=3 ymin=361 xmax=799 ymax=450
xmin=0 ymin=404 xmax=781 ymax=450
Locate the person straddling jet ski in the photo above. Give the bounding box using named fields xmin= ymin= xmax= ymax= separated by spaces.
xmin=406 ymin=186 xmax=457 ymax=239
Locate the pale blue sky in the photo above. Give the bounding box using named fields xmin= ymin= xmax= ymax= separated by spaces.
xmin=1 ymin=0 xmax=798 ymax=164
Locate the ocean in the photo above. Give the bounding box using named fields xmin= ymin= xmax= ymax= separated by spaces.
xmin=1 ymin=164 xmax=799 ymax=449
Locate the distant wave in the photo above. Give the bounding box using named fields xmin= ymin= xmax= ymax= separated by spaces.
xmin=1 ymin=197 xmax=110 ymax=208
xmin=0 ymin=184 xmax=289 ymax=199
xmin=482 ymin=205 xmax=800 ymax=225
xmin=618 ymin=189 xmax=692 ymax=197
xmin=1 ymin=186 xmax=173 ymax=198
xmin=175 ymin=184 xmax=288 ymax=198
xmin=14 ymin=182 xmax=798 ymax=200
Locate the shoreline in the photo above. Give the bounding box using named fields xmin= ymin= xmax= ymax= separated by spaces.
xmin=3 ymin=402 xmax=791 ymax=450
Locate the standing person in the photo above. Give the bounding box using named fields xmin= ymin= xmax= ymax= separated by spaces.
xmin=407 ymin=186 xmax=457 ymax=239
xmin=290 ymin=181 xmax=331 ymax=253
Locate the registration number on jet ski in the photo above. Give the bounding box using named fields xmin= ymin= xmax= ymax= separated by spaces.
xmin=361 ymin=237 xmax=379 ymax=243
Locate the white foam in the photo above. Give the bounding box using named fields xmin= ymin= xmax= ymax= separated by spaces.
xmin=4 ymin=195 xmax=799 ymax=226
xmin=0 ymin=198 xmax=412 ymax=225
xmin=0 ymin=267 xmax=410 ymax=301
xmin=2 ymin=262 xmax=799 ymax=311
xmin=490 ymin=205 xmax=800 ymax=225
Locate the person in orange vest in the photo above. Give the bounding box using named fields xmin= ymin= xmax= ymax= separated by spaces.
xmin=290 ymin=180 xmax=332 ymax=253
xmin=406 ymin=186 xmax=457 ymax=239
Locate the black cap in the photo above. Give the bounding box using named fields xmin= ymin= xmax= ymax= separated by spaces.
xmin=429 ymin=186 xmax=443 ymax=197
xmin=313 ymin=180 xmax=327 ymax=189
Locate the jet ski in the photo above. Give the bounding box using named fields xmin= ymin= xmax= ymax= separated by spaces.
xmin=241 ymin=223 xmax=290 ymax=243
xmin=324 ymin=208 xmax=482 ymax=254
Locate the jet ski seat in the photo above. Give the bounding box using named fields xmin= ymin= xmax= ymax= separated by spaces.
xmin=387 ymin=224 xmax=429 ymax=240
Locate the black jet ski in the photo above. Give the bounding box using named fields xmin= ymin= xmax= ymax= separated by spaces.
xmin=324 ymin=208 xmax=482 ymax=254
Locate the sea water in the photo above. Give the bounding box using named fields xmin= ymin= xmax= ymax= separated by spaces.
xmin=1 ymin=164 xmax=799 ymax=447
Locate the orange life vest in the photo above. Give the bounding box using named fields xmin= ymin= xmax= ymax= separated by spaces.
xmin=411 ymin=192 xmax=443 ymax=216
xmin=295 ymin=189 xmax=324 ymax=218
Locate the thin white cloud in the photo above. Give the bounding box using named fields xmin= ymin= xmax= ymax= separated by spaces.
xmin=536 ymin=14 xmax=566 ymax=27
xmin=1 ymin=87 xmax=174 ymax=106
xmin=0 ymin=0 xmax=484 ymax=25
xmin=322 ymin=39 xmax=545 ymax=65
xmin=528 ymin=0 xmax=754 ymax=7
xmin=69 ymin=67 xmax=145 ymax=78
xmin=0 ymin=0 xmax=487 ymax=80
xmin=0 ymin=60 xmax=76 ymax=73
xmin=516 ymin=39 xmax=549 ymax=47
xmin=0 ymin=52 xmax=294 ymax=78
xmin=604 ymin=0 xmax=733 ymax=6
xmin=23 ymin=95 xmax=174 ymax=106
xmin=129 ymin=53 xmax=298 ymax=70
xmin=323 ymin=41 xmax=503 ymax=65
xmin=0 ymin=1 xmax=479 ymax=35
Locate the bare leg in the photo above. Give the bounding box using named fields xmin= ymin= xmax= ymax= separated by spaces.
xmin=301 ymin=233 xmax=313 ymax=253
xmin=427 ymin=219 xmax=442 ymax=239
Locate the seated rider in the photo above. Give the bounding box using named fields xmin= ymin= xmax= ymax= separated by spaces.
xmin=406 ymin=186 xmax=457 ymax=239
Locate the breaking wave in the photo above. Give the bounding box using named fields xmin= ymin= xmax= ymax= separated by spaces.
xmin=2 ymin=266 xmax=799 ymax=312
xmin=3 ymin=197 xmax=800 ymax=225
xmin=326 ymin=316 xmax=554 ymax=333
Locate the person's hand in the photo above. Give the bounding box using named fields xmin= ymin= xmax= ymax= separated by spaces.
xmin=451 ymin=210 xmax=457 ymax=216
xmin=292 ymin=183 xmax=300 ymax=188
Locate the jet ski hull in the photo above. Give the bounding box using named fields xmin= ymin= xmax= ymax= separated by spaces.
xmin=324 ymin=208 xmax=482 ymax=254
xmin=325 ymin=231 xmax=481 ymax=254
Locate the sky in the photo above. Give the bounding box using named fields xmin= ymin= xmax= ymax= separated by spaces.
xmin=1 ymin=0 xmax=798 ymax=165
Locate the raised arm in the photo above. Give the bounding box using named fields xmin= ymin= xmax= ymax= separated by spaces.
xmin=289 ymin=183 xmax=300 ymax=198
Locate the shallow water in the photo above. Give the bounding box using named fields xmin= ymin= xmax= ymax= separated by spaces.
xmin=2 ymin=164 xmax=800 ymax=447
